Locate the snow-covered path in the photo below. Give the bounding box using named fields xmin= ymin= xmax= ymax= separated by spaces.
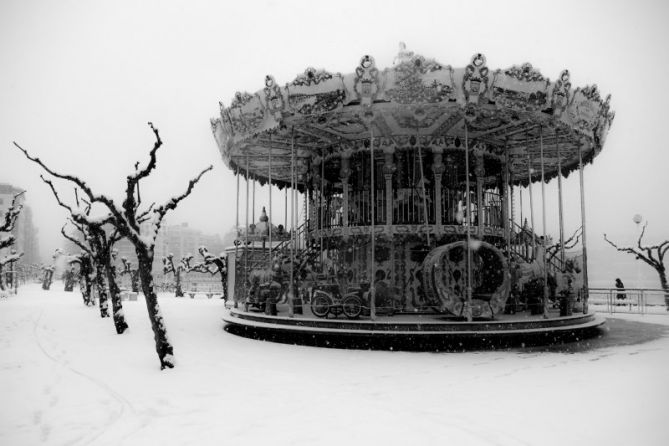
xmin=1 ymin=284 xmax=668 ymax=446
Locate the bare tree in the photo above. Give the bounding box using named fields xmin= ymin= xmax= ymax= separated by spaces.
xmin=14 ymin=123 xmax=212 ymax=369
xmin=120 ymin=257 xmax=140 ymax=293
xmin=60 ymin=216 xmax=129 ymax=333
xmin=0 ymin=192 xmax=25 ymax=292
xmin=604 ymin=222 xmax=669 ymax=310
xmin=162 ymin=253 xmax=185 ymax=297
xmin=546 ymin=227 xmax=582 ymax=268
xmin=185 ymin=246 xmax=228 ymax=300
xmin=57 ymin=246 xmax=95 ymax=306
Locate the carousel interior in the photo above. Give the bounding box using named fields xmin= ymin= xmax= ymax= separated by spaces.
xmin=211 ymin=45 xmax=613 ymax=339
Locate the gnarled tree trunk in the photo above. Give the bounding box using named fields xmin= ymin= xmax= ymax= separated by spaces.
xmin=94 ymin=262 xmax=110 ymax=318
xmin=136 ymin=245 xmax=174 ymax=369
xmin=106 ymin=262 xmax=128 ymax=334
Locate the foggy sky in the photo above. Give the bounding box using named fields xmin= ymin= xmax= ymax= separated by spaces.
xmin=1 ymin=0 xmax=668 ymax=288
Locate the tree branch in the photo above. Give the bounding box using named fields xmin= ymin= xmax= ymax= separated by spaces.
xmin=604 ymin=233 xmax=659 ymax=269
xmin=61 ymin=224 xmax=92 ymax=255
xmin=155 ymin=165 xmax=213 ymax=222
xmin=1 ymin=191 xmax=25 ymax=233
xmin=14 ymin=141 xmax=127 ymax=229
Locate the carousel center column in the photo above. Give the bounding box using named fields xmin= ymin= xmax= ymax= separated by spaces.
xmin=340 ymin=154 xmax=351 ymax=229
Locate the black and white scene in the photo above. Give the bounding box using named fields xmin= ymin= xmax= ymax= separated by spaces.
xmin=1 ymin=0 xmax=668 ymax=445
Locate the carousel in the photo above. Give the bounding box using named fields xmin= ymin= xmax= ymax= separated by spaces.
xmin=211 ymin=44 xmax=613 ymax=349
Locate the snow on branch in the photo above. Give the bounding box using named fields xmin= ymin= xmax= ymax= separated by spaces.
xmin=1 ymin=191 xmax=24 ymax=234
xmin=0 ymin=250 xmax=23 ymax=267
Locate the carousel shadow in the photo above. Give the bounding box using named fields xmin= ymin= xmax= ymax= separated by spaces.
xmin=516 ymin=317 xmax=669 ymax=354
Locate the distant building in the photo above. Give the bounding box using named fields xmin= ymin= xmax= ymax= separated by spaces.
xmin=0 ymin=183 xmax=40 ymax=265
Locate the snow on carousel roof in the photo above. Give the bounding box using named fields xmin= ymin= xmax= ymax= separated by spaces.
xmin=210 ymin=44 xmax=614 ymax=189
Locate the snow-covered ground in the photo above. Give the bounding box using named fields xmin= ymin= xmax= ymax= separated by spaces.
xmin=1 ymin=283 xmax=668 ymax=446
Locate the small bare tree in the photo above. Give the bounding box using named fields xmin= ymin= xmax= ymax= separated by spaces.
xmin=120 ymin=257 xmax=140 ymax=293
xmin=546 ymin=227 xmax=582 ymax=268
xmin=14 ymin=123 xmax=212 ymax=369
xmin=0 ymin=192 xmax=25 ymax=292
xmin=162 ymin=253 xmax=185 ymax=297
xmin=188 ymin=246 xmax=228 ymax=300
xmin=604 ymin=223 xmax=669 ymax=310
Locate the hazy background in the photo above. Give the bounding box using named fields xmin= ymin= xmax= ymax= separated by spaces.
xmin=1 ymin=0 xmax=668 ymax=288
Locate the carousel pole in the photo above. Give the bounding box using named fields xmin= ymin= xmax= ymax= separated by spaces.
xmin=268 ymin=136 xmax=273 ymax=268
xmin=252 ymin=175 xmax=256 ymax=225
xmin=519 ymin=186 xmax=524 ymax=257
xmin=235 ymin=166 xmax=240 ymax=308
xmin=556 ymin=133 xmax=565 ymax=271
xmin=235 ymin=166 xmax=240 ymax=233
xmin=528 ymin=152 xmax=537 ymax=261
xmin=578 ymin=141 xmax=590 ymax=313
xmin=540 ymin=127 xmax=548 ymax=319
xmin=370 ymin=126 xmax=376 ymax=321
xmin=320 ymin=151 xmax=325 ymax=266
xmin=289 ymin=128 xmax=295 ymax=317
xmin=464 ymin=122 xmax=472 ymax=322
xmin=245 ymin=154 xmax=250 ymax=309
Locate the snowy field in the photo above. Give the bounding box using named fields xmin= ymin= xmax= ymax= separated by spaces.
xmin=1 ymin=283 xmax=668 ymax=446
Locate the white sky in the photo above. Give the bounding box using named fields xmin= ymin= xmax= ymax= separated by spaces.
xmin=1 ymin=0 xmax=668 ymax=287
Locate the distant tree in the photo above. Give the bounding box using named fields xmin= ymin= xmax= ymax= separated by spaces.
xmin=63 ymin=265 xmax=76 ymax=292
xmin=604 ymin=222 xmax=669 ymax=310
xmin=41 ymin=264 xmax=54 ymax=290
xmin=162 ymin=253 xmax=184 ymax=297
xmin=120 ymin=257 xmax=140 ymax=293
xmin=15 ymin=123 xmax=211 ymax=369
xmin=0 ymin=192 xmax=25 ymax=292
xmin=57 ymin=248 xmax=95 ymax=306
xmin=186 ymin=246 xmax=228 ymax=300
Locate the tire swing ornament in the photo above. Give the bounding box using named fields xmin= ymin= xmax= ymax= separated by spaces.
xmin=421 ymin=240 xmax=510 ymax=319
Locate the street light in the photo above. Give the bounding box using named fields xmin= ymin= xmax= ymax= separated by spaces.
xmin=633 ymin=214 xmax=643 ymax=310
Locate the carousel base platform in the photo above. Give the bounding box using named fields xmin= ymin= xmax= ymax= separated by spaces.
xmin=222 ymin=307 xmax=606 ymax=351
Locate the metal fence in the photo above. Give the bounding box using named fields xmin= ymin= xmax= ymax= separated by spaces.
xmin=588 ymin=288 xmax=669 ymax=315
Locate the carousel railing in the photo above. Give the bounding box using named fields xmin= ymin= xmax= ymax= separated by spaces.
xmin=393 ymin=187 xmax=434 ymax=225
xmin=588 ymin=287 xmax=669 ymax=314
xmin=314 ymin=188 xmax=505 ymax=231
xmin=348 ymin=190 xmax=387 ymax=226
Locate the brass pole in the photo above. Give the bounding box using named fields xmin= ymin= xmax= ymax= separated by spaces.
xmin=370 ymin=127 xmax=376 ymax=320
xmin=289 ymin=128 xmax=295 ymax=317
xmin=556 ymin=133 xmax=565 ymax=271
xmin=540 ymin=127 xmax=548 ymax=319
xmin=464 ymin=123 xmax=472 ymax=322
xmin=268 ymin=139 xmax=272 ymax=268
xmin=528 ymin=152 xmax=536 ymax=261
xmin=578 ymin=141 xmax=590 ymax=312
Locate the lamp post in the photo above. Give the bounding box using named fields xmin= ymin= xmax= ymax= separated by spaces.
xmin=633 ymin=214 xmax=643 ymax=310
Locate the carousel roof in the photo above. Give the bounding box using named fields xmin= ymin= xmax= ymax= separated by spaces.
xmin=211 ymin=44 xmax=614 ymax=188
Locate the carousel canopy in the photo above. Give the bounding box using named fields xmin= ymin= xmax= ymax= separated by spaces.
xmin=211 ymin=44 xmax=614 ymax=188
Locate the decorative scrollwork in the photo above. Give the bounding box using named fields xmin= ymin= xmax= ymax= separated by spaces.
xmin=504 ymin=63 xmax=545 ymax=82
xmin=292 ymin=67 xmax=334 ymax=86
xmin=354 ymin=55 xmax=379 ymax=108
xmin=463 ymin=53 xmax=490 ymax=103
xmin=551 ymin=69 xmax=571 ymax=116
xmin=263 ymin=75 xmax=285 ymax=120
